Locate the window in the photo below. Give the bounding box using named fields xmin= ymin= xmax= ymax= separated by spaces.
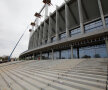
xmin=70 ymin=28 xmax=81 ymax=37
xmin=105 ymin=17 xmax=108 ymax=27
xmin=48 ymin=52 xmax=52 ymax=59
xmin=42 ymin=53 xmax=49 ymax=60
xmin=79 ymin=44 xmax=107 ymax=58
xmin=45 ymin=40 xmax=48 ymax=44
xmin=61 ymin=49 xmax=71 ymax=59
xmin=51 ymin=36 xmax=56 ymax=43
xmin=59 ymin=33 xmax=66 ymax=40
xmin=84 ymin=19 xmax=103 ymax=33
xmin=54 ymin=51 xmax=60 ymax=59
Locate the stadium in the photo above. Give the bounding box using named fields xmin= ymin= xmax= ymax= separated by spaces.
xmin=19 ymin=0 xmax=108 ymax=60
xmin=0 ymin=0 xmax=108 ymax=89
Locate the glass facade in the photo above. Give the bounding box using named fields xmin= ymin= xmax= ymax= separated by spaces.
xmin=48 ymin=52 xmax=52 ymax=59
xmin=79 ymin=44 xmax=107 ymax=58
xmin=42 ymin=53 xmax=49 ymax=59
xmin=59 ymin=33 xmax=66 ymax=40
xmin=73 ymin=49 xmax=78 ymax=58
xmin=105 ymin=17 xmax=108 ymax=27
xmin=54 ymin=51 xmax=60 ymax=59
xmin=70 ymin=27 xmax=81 ymax=37
xmin=61 ymin=49 xmax=71 ymax=59
xmin=84 ymin=19 xmax=103 ymax=33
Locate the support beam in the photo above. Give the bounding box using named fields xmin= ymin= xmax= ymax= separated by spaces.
xmin=105 ymin=39 xmax=108 ymax=56
xmin=48 ymin=13 xmax=52 ymax=43
xmin=98 ymin=0 xmax=106 ymax=28
xmin=40 ymin=25 xmax=43 ymax=45
xmin=35 ymin=31 xmax=38 ymax=47
xmin=77 ymin=0 xmax=84 ymax=34
xmin=38 ymin=27 xmax=41 ymax=46
xmin=33 ymin=53 xmax=35 ymax=60
xmin=65 ymin=2 xmax=70 ymax=37
xmin=42 ymin=21 xmax=47 ymax=44
xmin=56 ymin=5 xmax=60 ymax=41
xmin=45 ymin=4 xmax=48 ymax=19
xmin=71 ymin=45 xmax=74 ymax=59
xmin=52 ymin=49 xmax=54 ymax=60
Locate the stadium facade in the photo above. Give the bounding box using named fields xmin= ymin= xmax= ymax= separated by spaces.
xmin=19 ymin=0 xmax=108 ymax=60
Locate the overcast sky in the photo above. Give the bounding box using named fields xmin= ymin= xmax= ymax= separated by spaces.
xmin=0 ymin=0 xmax=64 ymax=58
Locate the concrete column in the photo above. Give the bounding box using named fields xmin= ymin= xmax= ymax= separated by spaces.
xmin=37 ymin=29 xmax=39 ymax=47
xmin=33 ymin=34 xmax=35 ymax=48
xmin=45 ymin=4 xmax=48 ymax=19
xmin=35 ymin=31 xmax=38 ymax=47
xmin=42 ymin=21 xmax=47 ymax=44
xmin=38 ymin=29 xmax=40 ymax=46
xmin=71 ymin=45 xmax=74 ymax=59
xmin=65 ymin=2 xmax=70 ymax=37
xmin=31 ymin=37 xmax=33 ymax=49
xmin=77 ymin=0 xmax=84 ymax=34
xmin=56 ymin=5 xmax=59 ymax=41
xmin=35 ymin=32 xmax=37 ymax=48
xmin=48 ymin=13 xmax=52 ymax=43
xmin=97 ymin=0 xmax=106 ymax=28
xmin=33 ymin=53 xmax=35 ymax=60
xmin=35 ymin=18 xmax=39 ymax=29
xmin=40 ymin=25 xmax=43 ymax=45
xmin=52 ymin=49 xmax=54 ymax=60
xmin=105 ymin=39 xmax=108 ymax=56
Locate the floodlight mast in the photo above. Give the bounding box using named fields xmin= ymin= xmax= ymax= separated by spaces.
xmin=34 ymin=0 xmax=51 ymax=27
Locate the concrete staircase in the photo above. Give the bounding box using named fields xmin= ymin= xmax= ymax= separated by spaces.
xmin=0 ymin=58 xmax=108 ymax=90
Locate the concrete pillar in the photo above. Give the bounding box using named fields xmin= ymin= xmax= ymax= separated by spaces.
xmin=33 ymin=34 xmax=35 ymax=48
xmin=71 ymin=45 xmax=74 ymax=59
xmin=35 ymin=18 xmax=39 ymax=29
xmin=56 ymin=5 xmax=59 ymax=41
xmin=105 ymin=39 xmax=108 ymax=56
xmin=35 ymin=31 xmax=38 ymax=47
xmin=48 ymin=13 xmax=52 ymax=43
xmin=42 ymin=21 xmax=47 ymax=44
xmin=77 ymin=0 xmax=84 ymax=34
xmin=38 ymin=28 xmax=42 ymax=46
xmin=52 ymin=49 xmax=54 ymax=60
xmin=40 ymin=25 xmax=43 ymax=45
xmin=45 ymin=4 xmax=48 ymax=19
xmin=65 ymin=2 xmax=70 ymax=37
xmin=37 ymin=29 xmax=39 ymax=47
xmin=97 ymin=0 xmax=106 ymax=28
xmin=31 ymin=37 xmax=33 ymax=49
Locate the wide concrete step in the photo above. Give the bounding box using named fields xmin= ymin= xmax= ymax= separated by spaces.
xmin=3 ymin=67 xmax=79 ymax=90
xmin=22 ymin=67 xmax=107 ymax=79
xmin=19 ymin=68 xmax=106 ymax=83
xmin=0 ymin=71 xmax=11 ymax=90
xmin=1 ymin=68 xmax=39 ymax=90
xmin=12 ymin=67 xmax=106 ymax=90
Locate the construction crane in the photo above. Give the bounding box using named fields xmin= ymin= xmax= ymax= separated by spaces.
xmin=8 ymin=0 xmax=51 ymax=61
xmin=8 ymin=26 xmax=29 ymax=61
